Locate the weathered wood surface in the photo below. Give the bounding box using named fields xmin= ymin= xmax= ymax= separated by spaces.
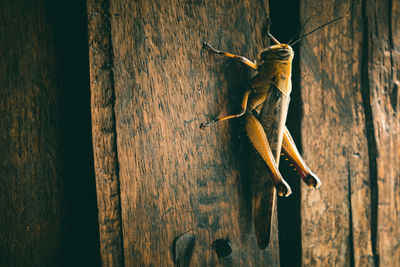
xmin=365 ymin=0 xmax=400 ymax=265
xmin=87 ymin=0 xmax=282 ymax=265
xmin=87 ymin=0 xmax=124 ymax=266
xmin=0 ymin=1 xmax=65 ymax=266
xmin=300 ymin=0 xmax=400 ymax=266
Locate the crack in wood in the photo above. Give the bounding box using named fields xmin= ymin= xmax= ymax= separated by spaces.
xmin=361 ymin=2 xmax=380 ymax=265
xmin=347 ymin=159 xmax=355 ymax=267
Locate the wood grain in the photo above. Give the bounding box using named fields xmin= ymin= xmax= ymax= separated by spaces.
xmin=87 ymin=0 xmax=124 ymax=266
xmin=364 ymin=0 xmax=400 ymax=265
xmin=300 ymin=1 xmax=372 ymax=265
xmin=88 ymin=0 xmax=400 ymax=265
xmin=87 ymin=0 xmax=283 ymax=265
xmin=0 ymin=1 xmax=64 ymax=266
xmin=300 ymin=0 xmax=399 ymax=266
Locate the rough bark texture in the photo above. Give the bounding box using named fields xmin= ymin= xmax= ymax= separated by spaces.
xmin=0 ymin=1 xmax=64 ymax=266
xmin=87 ymin=0 xmax=281 ymax=266
xmin=300 ymin=0 xmax=400 ymax=266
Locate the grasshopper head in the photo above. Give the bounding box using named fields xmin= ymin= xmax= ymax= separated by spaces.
xmin=258 ymin=33 xmax=294 ymax=62
xmin=258 ymin=43 xmax=294 ymax=62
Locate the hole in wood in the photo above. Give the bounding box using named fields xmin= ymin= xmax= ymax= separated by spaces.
xmin=212 ymin=239 xmax=232 ymax=258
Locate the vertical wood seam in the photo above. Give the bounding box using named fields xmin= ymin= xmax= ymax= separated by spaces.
xmin=103 ymin=0 xmax=125 ymax=263
xmin=104 ymin=1 xmax=126 ymax=265
xmin=388 ymin=0 xmax=394 ymax=78
xmin=361 ymin=1 xmax=379 ymax=266
xmin=387 ymin=0 xmax=398 ymax=114
xmin=269 ymin=0 xmax=302 ymax=265
xmin=347 ymin=160 xmax=355 ymax=267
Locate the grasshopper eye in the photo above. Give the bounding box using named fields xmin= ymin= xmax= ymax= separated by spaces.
xmin=277 ymin=49 xmax=290 ymax=58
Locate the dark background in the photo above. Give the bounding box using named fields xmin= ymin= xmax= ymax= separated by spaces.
xmin=47 ymin=1 xmax=100 ymax=266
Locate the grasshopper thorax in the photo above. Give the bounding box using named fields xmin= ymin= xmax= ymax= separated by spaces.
xmin=256 ymin=43 xmax=294 ymax=95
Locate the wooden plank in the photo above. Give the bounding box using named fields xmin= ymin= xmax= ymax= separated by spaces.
xmin=87 ymin=0 xmax=124 ymax=266
xmin=299 ymin=0 xmax=374 ymax=266
xmin=0 ymin=1 xmax=65 ymax=266
xmin=364 ymin=0 xmax=400 ymax=265
xmin=89 ymin=0 xmax=282 ymax=265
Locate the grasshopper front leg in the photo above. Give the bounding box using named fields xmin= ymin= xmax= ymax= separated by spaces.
xmin=282 ymin=126 xmax=321 ymax=188
xmin=202 ymin=42 xmax=258 ymax=70
xmin=200 ymin=89 xmax=251 ymax=129
xmin=246 ymin=113 xmax=292 ymax=197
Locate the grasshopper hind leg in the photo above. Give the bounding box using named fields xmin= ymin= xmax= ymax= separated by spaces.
xmin=245 ymin=113 xmax=292 ymax=197
xmin=282 ymin=126 xmax=321 ymax=188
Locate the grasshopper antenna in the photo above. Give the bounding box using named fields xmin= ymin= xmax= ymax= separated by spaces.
xmin=289 ymin=14 xmax=347 ymax=46
xmin=287 ymin=12 xmax=317 ymax=45
xmin=268 ymin=33 xmax=281 ymax=45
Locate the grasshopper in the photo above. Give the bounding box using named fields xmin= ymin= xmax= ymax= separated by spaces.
xmin=200 ymin=17 xmax=343 ymax=248
xmin=200 ymin=37 xmax=321 ymax=193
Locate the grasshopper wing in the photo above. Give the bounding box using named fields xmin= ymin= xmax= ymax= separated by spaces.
xmin=250 ymin=85 xmax=291 ymax=248
xmin=252 ymin=174 xmax=276 ymax=249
